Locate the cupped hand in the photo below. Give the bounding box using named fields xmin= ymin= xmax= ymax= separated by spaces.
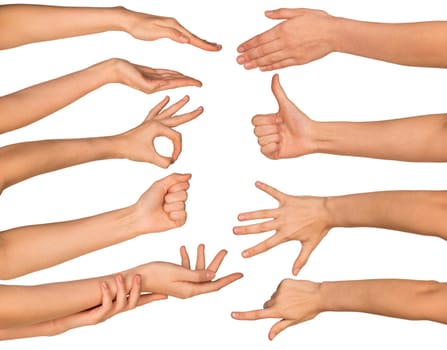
xmin=252 ymin=74 xmax=316 ymax=160
xmin=112 ymin=58 xmax=202 ymax=93
xmin=134 ymin=173 xmax=192 ymax=234
xmin=232 ymin=279 xmax=322 ymax=340
xmin=135 ymin=244 xmax=243 ymax=299
xmin=233 ymin=181 xmax=331 ymax=275
xmin=119 ymin=95 xmax=203 ymax=168
xmin=127 ymin=11 xmax=222 ymax=51
xmin=237 ymin=8 xmax=334 ymax=71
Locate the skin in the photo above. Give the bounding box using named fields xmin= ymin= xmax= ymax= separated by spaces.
xmin=0 ymin=96 xmax=201 ymax=194
xmin=0 ymin=172 xmax=191 ymax=279
xmin=251 ymin=74 xmax=447 ymax=162
xmin=0 ymin=275 xmax=167 ymax=339
xmin=237 ymin=8 xmax=447 ymax=71
xmin=0 ymin=244 xmax=242 ymax=332
xmin=234 ymin=181 xmax=447 ymax=275
xmin=232 ymin=278 xmax=447 ymax=340
xmin=0 ymin=4 xmax=221 ymax=51
xmin=0 ymin=58 xmax=201 ymax=135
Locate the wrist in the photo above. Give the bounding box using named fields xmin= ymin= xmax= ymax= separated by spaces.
xmin=330 ymin=16 xmax=356 ymax=54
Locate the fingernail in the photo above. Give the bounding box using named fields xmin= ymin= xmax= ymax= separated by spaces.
xmin=238 ymin=46 xmax=245 ymax=53
xmin=265 ymin=10 xmax=273 ymax=15
xmin=117 ymin=274 xmax=123 ymax=283
xmin=244 ymin=62 xmax=255 ymax=69
xmin=242 ymin=250 xmax=250 ymax=258
xmin=237 ymin=56 xmax=245 ymax=64
xmin=231 ymin=312 xmax=238 ymax=318
xmin=102 ymin=282 xmax=108 ymax=289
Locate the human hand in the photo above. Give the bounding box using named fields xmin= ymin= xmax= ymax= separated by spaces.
xmin=233 ymin=181 xmax=331 ymax=275
xmin=124 ymin=10 xmax=222 ymax=51
xmin=237 ymin=8 xmax=335 ymax=71
xmin=252 ymin=74 xmax=317 ymax=160
xmin=54 ymin=274 xmax=167 ymax=335
xmin=133 ymin=173 xmax=191 ymax=234
xmin=118 ymin=95 xmax=203 ymax=168
xmin=111 ymin=58 xmax=202 ymax=93
xmin=134 ymin=244 xmax=243 ymax=299
xmin=232 ymin=279 xmax=322 ymax=340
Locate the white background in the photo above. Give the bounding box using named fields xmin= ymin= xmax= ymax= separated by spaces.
xmin=1 ymin=0 xmax=447 ymax=349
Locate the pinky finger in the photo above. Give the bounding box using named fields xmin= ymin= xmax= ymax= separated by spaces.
xmin=269 ymin=319 xmax=296 ymax=340
xmin=261 ymin=143 xmax=279 ymax=159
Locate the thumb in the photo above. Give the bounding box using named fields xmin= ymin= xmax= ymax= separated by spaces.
xmin=271 ymin=74 xmax=292 ymax=108
xmin=265 ymin=8 xmax=304 ymax=20
xmin=154 ymin=173 xmax=192 ymax=191
xmin=269 ymin=319 xmax=295 ymax=340
xmin=292 ymin=243 xmax=314 ymax=276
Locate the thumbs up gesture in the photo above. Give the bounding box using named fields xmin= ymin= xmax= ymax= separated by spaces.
xmin=252 ymin=74 xmax=317 ymax=160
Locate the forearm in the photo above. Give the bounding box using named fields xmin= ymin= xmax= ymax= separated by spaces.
xmin=333 ymin=18 xmax=447 ymax=67
xmin=0 ymin=59 xmax=117 ymax=134
xmin=321 ymin=279 xmax=447 ymax=323
xmin=0 ymin=272 xmax=136 ymax=329
xmin=0 ymin=135 xmax=124 ymax=191
xmin=0 ymin=5 xmax=132 ymax=49
xmin=326 ymin=191 xmax=447 ymax=239
xmin=312 ymin=114 xmax=447 ymax=161
xmin=0 ymin=205 xmax=142 ymax=279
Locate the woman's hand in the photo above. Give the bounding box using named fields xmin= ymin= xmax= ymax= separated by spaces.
xmin=234 ymin=181 xmax=331 ymax=275
xmin=133 ymin=244 xmax=243 ymax=299
xmin=232 ymin=279 xmax=322 ymax=340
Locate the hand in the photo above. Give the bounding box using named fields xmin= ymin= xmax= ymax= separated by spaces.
xmin=233 ymin=181 xmax=330 ymax=275
xmin=133 ymin=173 xmax=191 ymax=234
xmin=232 ymin=279 xmax=322 ymax=340
xmin=125 ymin=10 xmax=222 ymax=51
xmin=54 ymin=274 xmax=167 ymax=335
xmin=111 ymin=58 xmax=202 ymax=93
xmin=118 ymin=95 xmax=203 ymax=168
xmin=134 ymin=244 xmax=243 ymax=299
xmin=237 ymin=8 xmax=334 ymax=71
xmin=252 ymin=74 xmax=317 ymax=160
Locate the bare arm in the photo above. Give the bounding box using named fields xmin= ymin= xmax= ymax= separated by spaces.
xmin=0 ymin=58 xmax=200 ymax=134
xmin=235 ymin=181 xmax=447 ymax=274
xmin=252 ymin=74 xmax=447 ymax=162
xmin=0 ymin=95 xmax=202 ymax=193
xmin=0 ymin=5 xmax=221 ymax=51
xmin=0 ymin=173 xmax=191 ymax=279
xmin=237 ymin=8 xmax=447 ymax=71
xmin=233 ymin=278 xmax=447 ymax=340
xmin=0 ymin=245 xmax=242 ymax=331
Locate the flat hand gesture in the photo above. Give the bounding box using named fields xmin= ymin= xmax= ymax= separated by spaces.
xmin=134 ymin=173 xmax=191 ymax=234
xmin=127 ymin=11 xmax=222 ymax=51
xmin=252 ymin=74 xmax=316 ymax=160
xmin=234 ymin=181 xmax=330 ymax=275
xmin=113 ymin=59 xmax=202 ymax=93
xmin=232 ymin=279 xmax=321 ymax=340
xmin=120 ymin=95 xmax=203 ymax=168
xmin=237 ymin=8 xmax=333 ymax=71
xmin=136 ymin=244 xmax=243 ymax=299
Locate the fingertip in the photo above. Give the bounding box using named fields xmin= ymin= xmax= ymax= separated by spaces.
xmin=242 ymin=250 xmax=250 ymax=258
xmin=101 ymin=281 xmax=109 ymax=290
xmin=237 ymin=45 xmax=246 ymax=53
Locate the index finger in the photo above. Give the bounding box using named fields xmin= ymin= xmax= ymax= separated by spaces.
xmin=238 ymin=28 xmax=279 ymax=53
xmin=163 ymin=107 xmax=204 ymax=127
xmin=231 ymin=308 xmax=277 ymax=320
xmin=175 ymin=23 xmax=222 ymax=51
